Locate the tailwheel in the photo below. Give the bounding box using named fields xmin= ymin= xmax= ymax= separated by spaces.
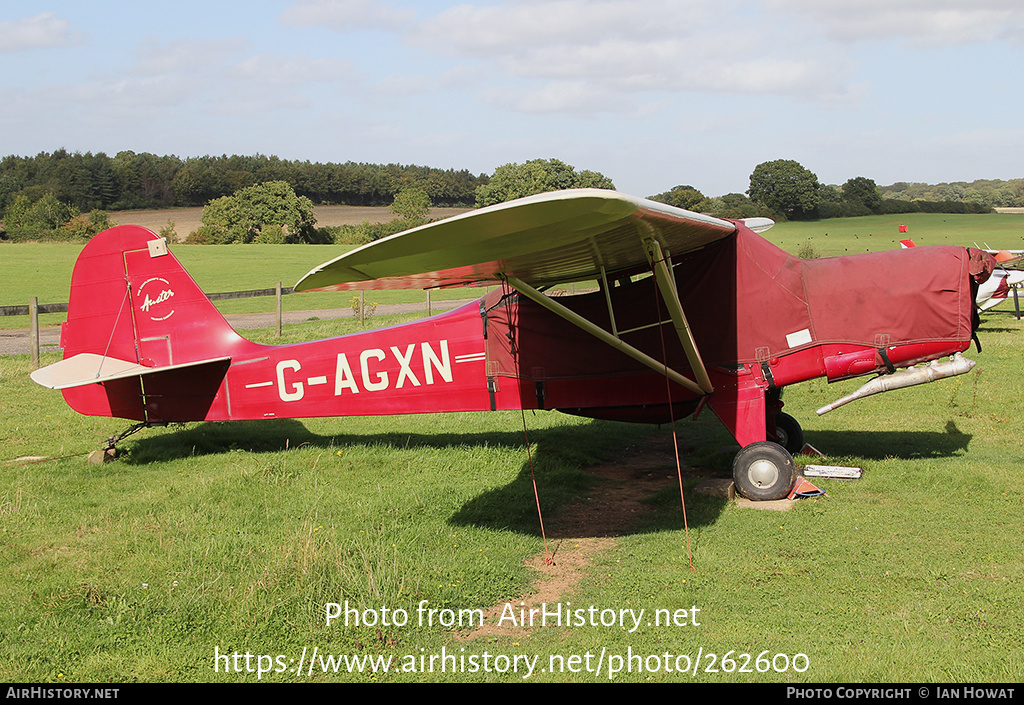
xmin=771 ymin=412 xmax=804 ymax=455
xmin=732 ymin=441 xmax=797 ymax=501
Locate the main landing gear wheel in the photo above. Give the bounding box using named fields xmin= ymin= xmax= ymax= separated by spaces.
xmin=732 ymin=442 xmax=797 ymax=501
xmin=771 ymin=412 xmax=804 ymax=455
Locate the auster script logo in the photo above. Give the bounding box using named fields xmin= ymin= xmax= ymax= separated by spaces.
xmin=136 ymin=277 xmax=176 ymax=321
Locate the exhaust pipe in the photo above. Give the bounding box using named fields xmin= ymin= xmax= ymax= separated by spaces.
xmin=816 ymin=353 xmax=975 ymax=416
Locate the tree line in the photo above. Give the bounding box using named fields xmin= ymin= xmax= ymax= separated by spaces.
xmin=1 ymin=150 xmax=1019 ymax=243
xmin=0 ymin=149 xmax=487 ymax=214
xmin=651 ymin=160 xmax=1007 ymax=223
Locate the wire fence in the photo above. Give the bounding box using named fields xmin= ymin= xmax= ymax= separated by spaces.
xmin=4 ymin=285 xmax=448 ymax=366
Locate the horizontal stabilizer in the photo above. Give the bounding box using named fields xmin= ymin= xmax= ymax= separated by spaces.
xmin=31 ymin=353 xmax=231 ymax=390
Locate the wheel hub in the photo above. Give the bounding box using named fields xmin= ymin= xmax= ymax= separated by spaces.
xmin=775 ymin=427 xmax=788 ymax=448
xmin=748 ymin=458 xmax=780 ymax=488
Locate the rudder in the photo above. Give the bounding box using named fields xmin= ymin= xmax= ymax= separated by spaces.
xmin=57 ymin=225 xmax=247 ymax=420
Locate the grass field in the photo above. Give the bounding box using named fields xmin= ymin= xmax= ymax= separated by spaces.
xmin=769 ymin=212 xmax=1024 ymax=257
xmin=3 ymin=211 xmax=1024 ymax=329
xmin=107 ymin=205 xmax=473 ymax=243
xmin=2 ymin=210 xmax=1023 ymax=682
xmin=0 ymin=241 xmax=483 ymax=331
xmin=2 ymin=311 xmax=1022 ymax=682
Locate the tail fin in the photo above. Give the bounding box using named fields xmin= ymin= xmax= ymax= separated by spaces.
xmin=37 ymin=225 xmax=248 ymax=420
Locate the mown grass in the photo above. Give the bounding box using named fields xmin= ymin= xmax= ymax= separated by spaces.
xmin=3 ymin=212 xmax=1023 ymax=682
xmin=2 ymin=307 xmax=1023 ymax=682
xmin=4 ymin=211 xmax=1023 ymax=329
xmin=0 ymin=242 xmax=484 ymax=330
xmin=763 ymin=211 xmax=1024 ymax=257
xmin=0 ymin=347 xmax=640 ymax=682
xmin=518 ymin=310 xmax=1024 ymax=682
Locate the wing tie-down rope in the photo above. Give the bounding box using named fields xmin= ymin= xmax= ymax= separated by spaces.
xmin=501 ymin=279 xmax=553 ymax=565
xmin=649 ymin=248 xmax=695 ymax=572
xmin=520 ymin=408 xmax=552 ymax=566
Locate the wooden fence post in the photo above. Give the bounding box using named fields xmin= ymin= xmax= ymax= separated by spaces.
xmin=275 ymin=282 xmax=282 ymax=337
xmin=426 ymin=290 xmax=431 ymax=317
xmin=29 ymin=297 xmax=39 ymax=368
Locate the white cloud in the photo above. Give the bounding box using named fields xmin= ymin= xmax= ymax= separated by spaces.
xmin=66 ymin=73 xmax=200 ymax=116
xmin=496 ymin=36 xmax=850 ymax=96
xmin=372 ymin=72 xmax=432 ymax=96
xmin=0 ymin=12 xmax=82 ymax=53
xmin=766 ymin=0 xmax=1024 ymax=47
xmin=123 ymin=37 xmax=358 ymax=112
xmin=280 ymin=0 xmax=416 ymax=31
xmin=229 ymin=54 xmax=355 ymax=86
xmin=275 ymin=0 xmax=862 ymax=114
xmin=481 ymin=80 xmax=627 ymax=114
xmin=413 ymin=0 xmax=714 ymax=53
xmin=435 ymin=63 xmax=489 ymax=90
xmin=399 ymin=0 xmax=856 ymax=112
xmin=133 ymin=38 xmax=245 ymax=76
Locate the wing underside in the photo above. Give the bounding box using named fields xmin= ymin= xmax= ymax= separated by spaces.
xmin=294 ymin=189 xmax=748 ymax=399
xmin=295 ymin=189 xmax=737 ymax=292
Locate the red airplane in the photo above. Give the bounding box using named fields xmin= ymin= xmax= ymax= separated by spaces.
xmin=31 ymin=190 xmax=991 ymax=500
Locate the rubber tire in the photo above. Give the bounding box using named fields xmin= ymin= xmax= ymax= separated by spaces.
xmin=732 ymin=441 xmax=797 ymax=501
xmin=772 ymin=412 xmax=804 ymax=456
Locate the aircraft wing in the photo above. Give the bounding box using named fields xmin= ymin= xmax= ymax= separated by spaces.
xmin=993 ymin=254 xmax=1024 ymax=270
xmin=295 ymin=189 xmax=738 ymax=291
xmin=975 ymin=246 xmax=1024 ymax=269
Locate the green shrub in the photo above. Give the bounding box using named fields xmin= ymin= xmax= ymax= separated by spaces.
xmin=796 ymin=241 xmax=822 ymax=259
xmin=878 ymin=198 xmax=920 ymax=215
xmin=60 ymin=210 xmax=115 ymax=239
xmin=253 ymin=223 xmax=287 ymax=244
xmin=158 ymin=220 xmax=177 ymax=242
xmin=184 ymin=225 xmax=215 ymax=244
xmin=198 ymin=181 xmax=318 ymax=244
xmin=2 ymin=226 xmax=73 ymax=242
xmin=3 ymin=193 xmax=81 ymax=240
xmin=329 ymin=218 xmax=419 ymax=245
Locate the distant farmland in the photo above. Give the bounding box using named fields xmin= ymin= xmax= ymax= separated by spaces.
xmin=111 ymin=205 xmax=473 ymax=241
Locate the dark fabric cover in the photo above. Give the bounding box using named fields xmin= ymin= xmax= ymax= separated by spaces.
xmin=484 ymin=224 xmax=974 ymax=380
xmin=799 ymin=244 xmax=972 ymax=350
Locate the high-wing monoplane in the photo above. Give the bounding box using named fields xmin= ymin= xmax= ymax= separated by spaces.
xmin=32 ymin=190 xmax=992 ymax=500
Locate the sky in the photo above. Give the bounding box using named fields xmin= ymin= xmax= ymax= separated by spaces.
xmin=1 ymin=0 xmax=1022 ymax=198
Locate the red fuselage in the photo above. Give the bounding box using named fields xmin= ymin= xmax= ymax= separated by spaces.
xmin=57 ymin=225 xmax=977 ymax=451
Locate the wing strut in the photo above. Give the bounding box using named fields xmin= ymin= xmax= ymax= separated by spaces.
xmin=504 ymin=275 xmax=706 ymax=397
xmin=643 ymin=238 xmax=714 ymax=394
xmin=598 ymin=265 xmax=619 ymax=336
